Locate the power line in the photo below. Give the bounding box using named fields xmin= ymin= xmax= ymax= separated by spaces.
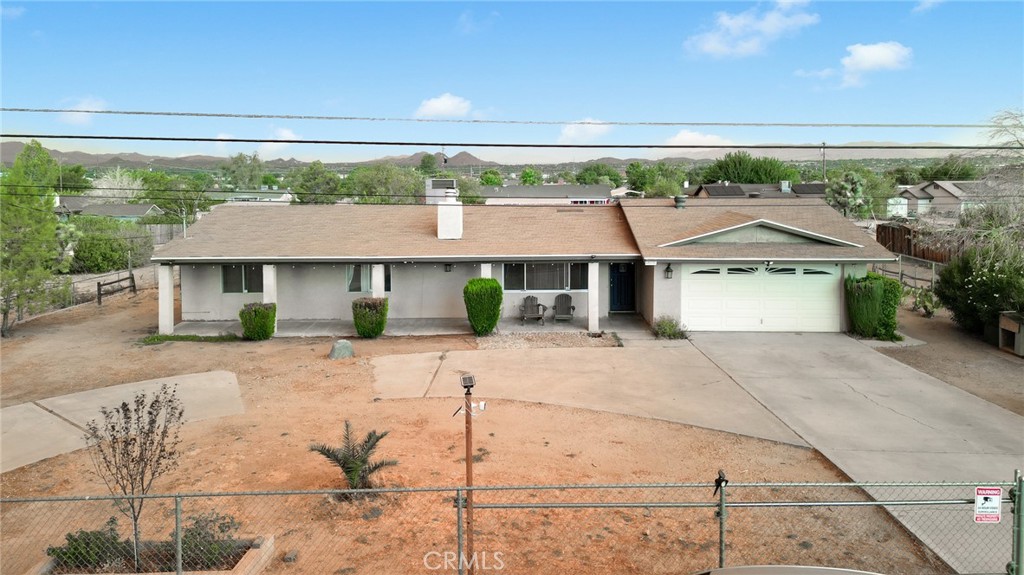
xmin=2 ymin=133 xmax=1016 ymax=150
xmin=0 ymin=107 xmax=1002 ymax=129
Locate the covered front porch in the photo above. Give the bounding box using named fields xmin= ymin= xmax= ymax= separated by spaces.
xmin=171 ymin=313 xmax=651 ymax=338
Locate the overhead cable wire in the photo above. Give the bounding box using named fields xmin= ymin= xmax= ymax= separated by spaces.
xmin=0 ymin=107 xmax=1002 ymax=129
xmin=1 ymin=133 xmax=1014 ymax=150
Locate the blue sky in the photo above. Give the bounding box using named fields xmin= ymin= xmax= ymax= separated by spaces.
xmin=2 ymin=1 xmax=1021 ymax=163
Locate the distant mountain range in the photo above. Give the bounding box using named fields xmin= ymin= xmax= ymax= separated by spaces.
xmin=0 ymin=140 xmax=973 ymax=171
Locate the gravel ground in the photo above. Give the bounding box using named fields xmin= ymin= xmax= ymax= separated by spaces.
xmin=476 ymin=331 xmax=622 ymax=349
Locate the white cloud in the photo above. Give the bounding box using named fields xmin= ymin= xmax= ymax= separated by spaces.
xmin=58 ymin=97 xmax=107 ymax=125
xmin=684 ymin=1 xmax=819 ymax=58
xmin=414 ymin=93 xmax=472 ymax=118
xmin=214 ymin=133 xmax=234 ymax=153
xmin=840 ymin=41 xmax=912 ymax=87
xmin=794 ymin=68 xmax=836 ymax=79
xmin=912 ymin=0 xmax=943 ymax=13
xmin=665 ymin=130 xmax=733 ymax=147
xmin=457 ymin=10 xmax=499 ymax=35
xmin=1 ymin=6 xmax=25 ymax=19
xmin=558 ymin=118 xmax=612 ymax=144
xmin=258 ymin=128 xmax=298 ymax=156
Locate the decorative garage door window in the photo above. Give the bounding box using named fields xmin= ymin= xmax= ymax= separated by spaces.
xmin=802 ymin=268 xmax=834 ymax=275
xmin=691 ymin=268 xmax=721 ymax=275
xmin=347 ymin=264 xmax=392 ymax=293
xmin=222 ymin=264 xmax=263 ymax=293
xmin=503 ymin=263 xmax=589 ymax=290
xmin=727 ymin=267 xmax=758 ymax=275
xmin=766 ymin=267 xmax=798 ymax=275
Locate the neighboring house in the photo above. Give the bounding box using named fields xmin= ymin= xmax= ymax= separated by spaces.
xmin=900 ymin=180 xmax=993 ymax=216
xmin=54 ymin=195 xmax=92 ymax=219
xmin=480 ymin=184 xmax=614 ymax=205
xmin=692 ymin=181 xmax=826 ymax=199
xmin=207 ymin=190 xmax=295 ymax=203
xmin=151 ymin=196 xmax=894 ymax=335
xmin=80 ymin=203 xmax=165 ymax=221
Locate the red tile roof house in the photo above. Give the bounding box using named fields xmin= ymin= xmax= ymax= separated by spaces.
xmin=150 ymin=195 xmax=894 ymax=336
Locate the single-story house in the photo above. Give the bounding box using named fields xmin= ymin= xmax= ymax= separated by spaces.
xmin=480 ymin=184 xmax=614 ymax=206
xmin=80 ymin=203 xmax=165 ymax=221
xmin=692 ymin=181 xmax=827 ymax=199
xmin=150 ymin=195 xmax=895 ymax=335
xmin=900 ymin=180 xmax=993 ymax=216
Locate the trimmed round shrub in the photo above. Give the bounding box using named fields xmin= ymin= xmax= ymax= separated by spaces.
xmin=463 ymin=278 xmax=503 ymax=336
xmin=239 ymin=302 xmax=276 ymax=340
xmin=353 ymin=297 xmax=388 ymax=338
xmin=845 ymin=275 xmax=882 ymax=338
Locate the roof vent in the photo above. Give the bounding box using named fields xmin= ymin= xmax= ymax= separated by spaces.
xmin=674 ymin=195 xmax=687 ymax=209
xmin=781 ymin=180 xmax=792 ymax=193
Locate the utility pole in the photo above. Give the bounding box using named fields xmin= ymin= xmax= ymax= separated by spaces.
xmin=461 ymin=374 xmax=476 ymax=575
xmin=821 ymin=142 xmax=827 ymax=182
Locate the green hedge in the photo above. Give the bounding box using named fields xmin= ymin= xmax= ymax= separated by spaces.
xmin=239 ymin=302 xmax=276 ymax=340
xmin=935 ymin=248 xmax=1024 ymax=336
xmin=868 ymin=271 xmax=903 ymax=341
xmin=70 ymin=216 xmax=154 ymax=273
xmin=353 ymin=297 xmax=388 ymax=338
xmin=845 ymin=275 xmax=882 ymax=338
xmin=463 ymin=278 xmax=503 ymax=336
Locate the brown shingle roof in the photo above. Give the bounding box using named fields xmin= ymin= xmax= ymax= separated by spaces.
xmin=153 ymin=203 xmax=640 ymax=262
xmin=620 ymin=198 xmax=894 ymax=262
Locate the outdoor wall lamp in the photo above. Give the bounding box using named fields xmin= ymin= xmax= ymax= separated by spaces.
xmin=444 ymin=263 xmax=453 ymax=272
xmin=763 ymin=260 xmax=774 ymax=266
xmin=664 ymin=264 xmax=673 ymax=279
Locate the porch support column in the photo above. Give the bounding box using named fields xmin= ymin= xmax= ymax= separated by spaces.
xmin=158 ymin=264 xmax=174 ymax=335
xmin=262 ymin=264 xmax=278 ymax=334
xmin=587 ymin=261 xmax=600 ymax=333
xmin=479 ymin=263 xmax=492 ymax=278
xmin=371 ymin=264 xmax=385 ymax=298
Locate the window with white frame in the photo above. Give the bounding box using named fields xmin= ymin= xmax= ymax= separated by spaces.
xmin=502 ymin=263 xmax=588 ymax=290
xmin=222 ymin=264 xmax=263 ymax=293
xmin=347 ymin=264 xmax=392 ymax=293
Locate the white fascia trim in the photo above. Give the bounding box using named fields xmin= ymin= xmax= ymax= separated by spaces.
xmin=660 ymin=256 xmax=897 ymax=263
xmin=151 ymin=253 xmax=641 ymax=264
xmin=657 ymin=219 xmax=863 ymax=248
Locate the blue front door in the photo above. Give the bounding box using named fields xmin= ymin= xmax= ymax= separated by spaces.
xmin=609 ymin=262 xmax=635 ymax=312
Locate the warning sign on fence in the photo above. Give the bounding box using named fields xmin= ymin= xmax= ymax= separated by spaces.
xmin=974 ymin=487 xmax=1002 ymax=523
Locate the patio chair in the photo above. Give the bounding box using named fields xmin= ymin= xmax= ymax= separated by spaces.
xmin=552 ymin=293 xmax=575 ymax=323
xmin=520 ymin=295 xmax=547 ymax=325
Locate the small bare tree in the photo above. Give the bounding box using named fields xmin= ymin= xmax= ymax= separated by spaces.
xmin=85 ymin=384 xmax=184 ymax=571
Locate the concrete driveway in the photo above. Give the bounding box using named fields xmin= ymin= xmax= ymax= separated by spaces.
xmin=689 ymin=332 xmax=1024 ymax=574
xmin=689 ymin=332 xmax=1023 ymax=482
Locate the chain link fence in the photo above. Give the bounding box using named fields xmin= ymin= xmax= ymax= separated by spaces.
xmin=2 ymin=476 xmax=1019 ymax=575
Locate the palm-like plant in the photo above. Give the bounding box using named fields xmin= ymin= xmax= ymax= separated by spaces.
xmin=309 ymin=420 xmax=398 ymax=493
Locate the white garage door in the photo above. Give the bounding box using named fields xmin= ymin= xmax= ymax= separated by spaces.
xmin=680 ymin=264 xmax=841 ymax=332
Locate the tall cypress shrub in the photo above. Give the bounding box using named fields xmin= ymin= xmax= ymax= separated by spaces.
xmin=868 ymin=272 xmax=903 ymax=341
xmin=463 ymin=278 xmax=503 ymax=336
xmin=845 ymin=275 xmax=882 ymax=338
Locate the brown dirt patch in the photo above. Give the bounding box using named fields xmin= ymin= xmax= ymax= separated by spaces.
xmin=878 ymin=306 xmax=1024 ymax=416
xmin=0 ymin=290 xmax=953 ymax=574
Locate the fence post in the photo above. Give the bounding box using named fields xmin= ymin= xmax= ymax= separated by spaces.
xmin=96 ymin=282 xmax=102 ymax=305
xmin=175 ymin=496 xmax=183 ymax=575
xmin=455 ymin=488 xmax=464 ymax=575
xmin=931 ymin=261 xmax=936 ymax=289
xmin=1010 ymin=469 xmax=1022 ymax=575
xmin=717 ymin=480 xmax=728 ymax=568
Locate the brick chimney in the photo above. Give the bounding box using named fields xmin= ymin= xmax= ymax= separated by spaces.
xmin=437 ymin=190 xmax=463 ymax=240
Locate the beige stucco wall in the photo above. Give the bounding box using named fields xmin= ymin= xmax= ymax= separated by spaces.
xmin=180 ymin=264 xmax=262 ymax=321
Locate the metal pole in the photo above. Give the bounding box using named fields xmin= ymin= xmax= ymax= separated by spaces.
xmin=1010 ymin=469 xmax=1022 ymax=575
xmin=465 ymin=388 xmax=475 ymax=575
xmin=456 ymin=488 xmax=464 ymax=575
xmin=717 ymin=481 xmax=727 ymax=568
xmin=174 ymin=496 xmax=183 ymax=575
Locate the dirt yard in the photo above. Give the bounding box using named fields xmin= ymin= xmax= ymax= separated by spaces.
xmin=4 ymin=289 xmax=1008 ymax=574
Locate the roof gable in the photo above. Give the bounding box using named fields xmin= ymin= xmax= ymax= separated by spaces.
xmin=658 ymin=217 xmax=863 ymax=248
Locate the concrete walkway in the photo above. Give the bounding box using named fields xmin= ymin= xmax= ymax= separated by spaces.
xmin=1 ymin=372 xmax=243 ymax=473
xmin=689 ymin=332 xmax=1024 ymax=574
